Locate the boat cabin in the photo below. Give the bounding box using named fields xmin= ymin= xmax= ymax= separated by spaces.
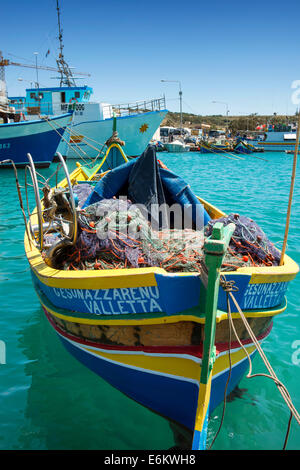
xmin=8 ymin=85 xmax=93 ymax=117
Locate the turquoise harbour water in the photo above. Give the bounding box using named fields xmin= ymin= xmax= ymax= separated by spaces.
xmin=0 ymin=150 xmax=299 ymax=450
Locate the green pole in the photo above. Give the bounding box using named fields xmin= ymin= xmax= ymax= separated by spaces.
xmin=192 ymin=222 xmax=235 ymax=450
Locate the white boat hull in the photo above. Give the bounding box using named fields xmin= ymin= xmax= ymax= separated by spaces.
xmin=165 ymin=143 xmax=190 ymax=153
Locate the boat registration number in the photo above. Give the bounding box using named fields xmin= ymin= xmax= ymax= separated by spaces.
xmin=0 ymin=143 xmax=11 ymax=150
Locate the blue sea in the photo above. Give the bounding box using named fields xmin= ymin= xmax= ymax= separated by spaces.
xmin=0 ymin=150 xmax=299 ymax=450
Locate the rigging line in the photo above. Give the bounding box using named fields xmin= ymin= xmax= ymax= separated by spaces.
xmin=65 ymin=125 xmax=107 ymax=154
xmin=182 ymin=100 xmax=200 ymax=115
xmin=225 ymin=294 xmax=295 ymax=450
xmin=279 ymin=110 xmax=300 ymax=266
xmin=52 ymin=118 xmax=111 ymax=167
xmin=218 ymin=277 xmax=297 ymax=449
xmin=40 ymin=115 xmax=92 ymax=163
xmin=63 ymin=124 xmax=107 ymax=167
xmin=67 ymin=124 xmax=107 ymax=148
xmin=47 ymin=117 xmax=105 ymax=160
xmin=244 ymin=153 xmax=268 ymax=162
xmin=6 ymin=52 xmax=36 ymax=66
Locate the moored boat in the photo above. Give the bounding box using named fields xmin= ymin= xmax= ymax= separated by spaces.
xmin=0 ymin=112 xmax=72 ymax=167
xmin=21 ymin=144 xmax=299 ymax=449
xmin=234 ymin=139 xmax=264 ymax=154
xmin=165 ymin=139 xmax=190 ymax=152
xmin=199 ymin=140 xmax=234 ymax=153
xmin=4 ymin=0 xmax=168 ymax=161
xmin=251 ymin=124 xmax=298 ymax=152
xmin=10 ymin=88 xmax=168 ymax=159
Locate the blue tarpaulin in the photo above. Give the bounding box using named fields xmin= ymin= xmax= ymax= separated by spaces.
xmin=83 ymin=145 xmax=210 ymax=228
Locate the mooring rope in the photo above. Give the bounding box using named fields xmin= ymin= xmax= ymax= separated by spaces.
xmin=41 ymin=115 xmax=109 ymax=168
xmin=65 ymin=123 xmax=107 ymax=150
xmin=39 ymin=115 xmax=95 ymax=165
xmin=217 ymin=275 xmax=300 ymax=450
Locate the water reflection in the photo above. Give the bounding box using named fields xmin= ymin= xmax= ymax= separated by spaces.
xmin=18 ymin=306 xmax=173 ymax=449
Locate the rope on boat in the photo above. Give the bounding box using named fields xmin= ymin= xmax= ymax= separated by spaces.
xmin=279 ymin=111 xmax=300 ymax=265
xmin=39 ymin=115 xmax=104 ymax=166
xmin=64 ymin=123 xmax=106 ymax=156
xmin=39 ymin=114 xmax=110 ymax=167
xmin=209 ymin=276 xmax=300 ymax=450
xmin=64 ymin=124 xmax=108 ymax=166
xmin=40 ymin=115 xmax=91 ymax=163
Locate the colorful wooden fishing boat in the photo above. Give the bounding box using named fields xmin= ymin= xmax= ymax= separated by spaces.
xmin=234 ymin=140 xmax=263 ymax=154
xmin=23 ymin=143 xmax=298 ymax=449
xmin=199 ymin=140 xmax=234 ymax=154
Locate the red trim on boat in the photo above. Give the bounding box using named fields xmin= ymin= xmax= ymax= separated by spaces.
xmin=43 ymin=307 xmax=273 ymax=359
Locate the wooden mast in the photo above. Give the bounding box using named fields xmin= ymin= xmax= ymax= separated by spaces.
xmin=279 ymin=112 xmax=300 ymax=266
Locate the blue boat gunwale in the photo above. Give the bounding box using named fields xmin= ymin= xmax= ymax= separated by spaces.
xmin=0 ymin=112 xmax=72 ymax=128
xmin=34 ymin=282 xmax=288 ymax=326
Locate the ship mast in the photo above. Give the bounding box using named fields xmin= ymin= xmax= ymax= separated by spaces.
xmin=56 ymin=0 xmax=76 ymax=87
xmin=0 ymin=50 xmax=9 ymax=112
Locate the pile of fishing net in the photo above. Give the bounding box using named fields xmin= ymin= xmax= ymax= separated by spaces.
xmin=52 ymin=193 xmax=281 ymax=273
xmin=61 ymin=197 xmax=205 ymax=272
xmin=205 ymin=213 xmax=281 ymax=271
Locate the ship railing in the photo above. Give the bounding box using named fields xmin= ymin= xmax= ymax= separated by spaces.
xmin=102 ymin=97 xmax=166 ymax=118
xmin=7 ymin=96 xmax=167 ymax=119
xmin=7 ymin=101 xmax=53 ymax=116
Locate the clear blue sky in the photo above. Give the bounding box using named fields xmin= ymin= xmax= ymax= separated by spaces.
xmin=2 ymin=0 xmax=300 ymax=116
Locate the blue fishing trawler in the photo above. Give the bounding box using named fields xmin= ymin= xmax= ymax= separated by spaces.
xmin=3 ymin=0 xmax=167 ymax=162
xmin=0 ymin=110 xmax=72 ymax=167
xmin=9 ymin=86 xmax=168 ymax=160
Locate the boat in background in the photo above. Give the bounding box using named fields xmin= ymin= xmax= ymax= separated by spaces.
xmin=4 ymin=0 xmax=167 ymax=161
xmin=0 ymin=96 xmax=72 ymax=167
xmin=250 ymin=123 xmax=298 ymax=152
xmin=233 ymin=139 xmax=263 ymax=154
xmin=1 ymin=64 xmax=72 ymax=168
xmin=199 ymin=140 xmax=233 ymax=153
xmin=0 ymin=113 xmax=72 ymax=168
xmin=9 ymin=88 xmax=168 ymax=159
xmin=165 ymin=139 xmax=190 ymax=152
